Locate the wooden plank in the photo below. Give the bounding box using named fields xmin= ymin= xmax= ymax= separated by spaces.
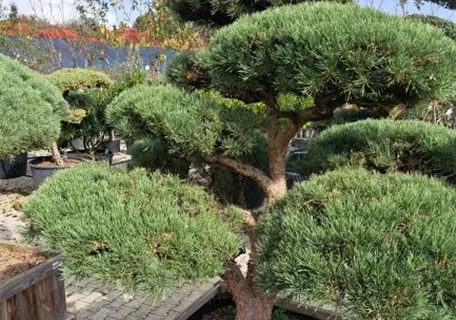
xmin=0 ymin=299 xmax=9 ymax=320
xmin=0 ymin=256 xmax=63 ymax=301
xmin=174 ymin=280 xmax=222 ymax=320
xmin=49 ymin=273 xmax=67 ymax=320
xmin=1 ymin=274 xmax=66 ymax=320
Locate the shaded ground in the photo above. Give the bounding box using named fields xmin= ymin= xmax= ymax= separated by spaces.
xmin=190 ymin=297 xmax=317 ymax=320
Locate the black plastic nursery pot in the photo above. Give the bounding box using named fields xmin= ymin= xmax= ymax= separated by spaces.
xmin=0 ymin=153 xmax=28 ymax=179
xmin=100 ymin=140 xmax=121 ymax=153
xmin=29 ymin=154 xmax=94 ymax=186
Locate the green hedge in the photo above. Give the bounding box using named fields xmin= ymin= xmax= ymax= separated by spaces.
xmin=24 ymin=163 xmax=242 ymax=297
xmin=0 ymin=54 xmax=69 ymax=158
xmin=289 ymin=120 xmax=456 ymax=184
xmin=258 ymin=168 xmax=456 ymax=319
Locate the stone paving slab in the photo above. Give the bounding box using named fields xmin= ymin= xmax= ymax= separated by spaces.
xmin=66 ymin=277 xmax=221 ymax=320
xmin=1 ymin=173 xmax=219 ymax=320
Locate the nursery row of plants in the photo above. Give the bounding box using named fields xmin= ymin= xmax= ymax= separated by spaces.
xmin=0 ymin=61 xmax=151 ymax=183
xmin=4 ymin=0 xmax=456 ymax=319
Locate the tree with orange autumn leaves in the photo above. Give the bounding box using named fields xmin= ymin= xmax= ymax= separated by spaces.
xmin=0 ymin=1 xmax=208 ymax=72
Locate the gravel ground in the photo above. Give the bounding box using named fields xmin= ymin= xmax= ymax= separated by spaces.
xmin=0 ymin=178 xmax=33 ymax=244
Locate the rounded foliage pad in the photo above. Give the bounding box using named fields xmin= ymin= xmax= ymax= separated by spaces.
xmin=167 ymin=0 xmax=351 ymax=26
xmin=407 ymin=14 xmax=456 ymax=41
xmin=107 ymin=84 xmax=264 ymax=159
xmin=48 ymin=68 xmax=113 ymax=92
xmin=199 ymin=3 xmax=456 ymax=106
xmin=290 ymin=119 xmax=456 ymax=183
xmin=24 ymin=163 xmax=241 ymax=297
xmin=258 ymin=168 xmax=456 ymax=319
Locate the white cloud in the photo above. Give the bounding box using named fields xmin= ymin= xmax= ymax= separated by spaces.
xmin=13 ymin=0 xmax=79 ymax=24
xmin=11 ymin=0 xmax=130 ymax=26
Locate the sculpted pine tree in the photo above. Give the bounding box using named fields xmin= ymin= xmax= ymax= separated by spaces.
xmin=25 ymin=3 xmax=456 ymax=320
xmin=161 ymin=3 xmax=456 ymax=202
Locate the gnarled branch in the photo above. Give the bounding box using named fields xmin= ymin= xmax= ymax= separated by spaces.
xmin=204 ymin=155 xmax=273 ymax=193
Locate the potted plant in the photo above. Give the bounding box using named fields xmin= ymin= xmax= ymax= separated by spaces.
xmin=48 ymin=68 xmax=147 ymax=164
xmin=0 ymin=154 xmax=28 ymax=179
xmin=47 ymin=68 xmax=114 ymax=154
xmin=27 ymin=105 xmax=94 ymax=186
xmin=26 ymin=69 xmax=114 ymax=185
xmin=0 ymin=53 xmax=69 ymax=181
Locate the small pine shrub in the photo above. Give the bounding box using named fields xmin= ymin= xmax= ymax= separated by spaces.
xmin=0 ymin=54 xmax=69 ymax=158
xmin=48 ymin=68 xmax=113 ymax=93
xmin=24 ymin=163 xmax=242 ymax=298
xmin=289 ymin=120 xmax=456 ymax=183
xmin=258 ymin=168 xmax=456 ymax=319
xmin=57 ymin=69 xmax=147 ymax=151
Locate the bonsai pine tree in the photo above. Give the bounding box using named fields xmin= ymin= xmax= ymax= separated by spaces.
xmin=48 ymin=68 xmax=114 ymax=154
xmin=0 ymin=53 xmax=69 ymax=160
xmin=48 ymin=68 xmax=113 ymax=93
xmin=24 ymin=3 xmax=456 ymax=320
xmin=118 ymin=2 xmax=456 ymax=202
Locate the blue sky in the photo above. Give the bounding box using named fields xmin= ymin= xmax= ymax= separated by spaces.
xmin=10 ymin=0 xmax=456 ymax=26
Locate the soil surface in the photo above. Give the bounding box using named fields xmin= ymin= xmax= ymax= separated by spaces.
xmin=190 ymin=298 xmax=316 ymax=320
xmin=0 ymin=189 xmax=30 ymax=243
xmin=0 ymin=244 xmax=47 ymax=281
xmin=34 ymin=158 xmax=82 ymax=168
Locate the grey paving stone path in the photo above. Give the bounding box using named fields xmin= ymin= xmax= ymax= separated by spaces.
xmin=1 ymin=166 xmax=221 ymax=320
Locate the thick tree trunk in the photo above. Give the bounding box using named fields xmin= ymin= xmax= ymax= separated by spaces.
xmin=222 ymin=263 xmax=275 ymax=320
xmin=51 ymin=142 xmax=64 ymax=166
xmin=266 ymin=151 xmax=288 ymax=202
xmin=266 ymin=121 xmax=296 ymax=202
xmin=234 ymin=295 xmax=274 ymax=320
xmin=265 ymin=179 xmax=287 ymax=203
